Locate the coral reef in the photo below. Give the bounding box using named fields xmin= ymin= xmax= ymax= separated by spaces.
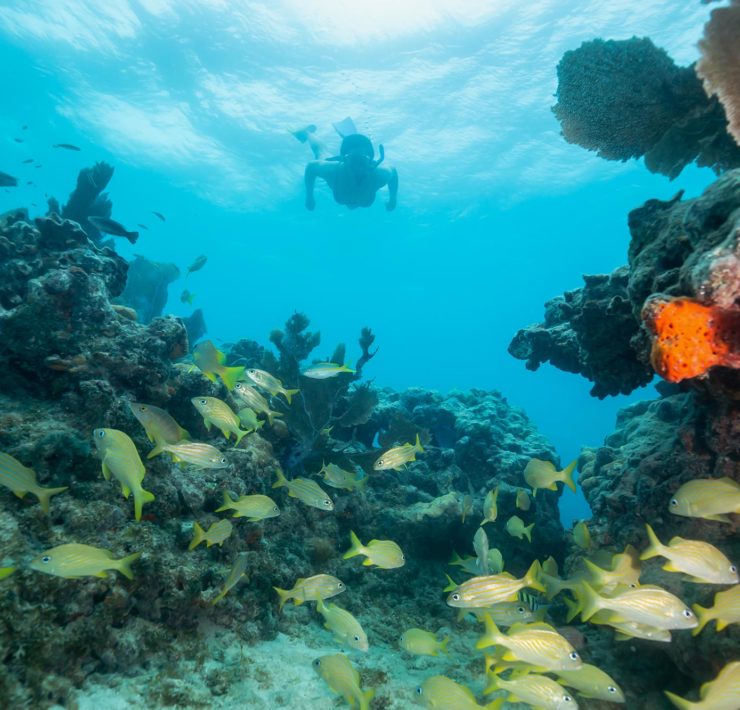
xmin=553 ymin=37 xmax=740 ymax=179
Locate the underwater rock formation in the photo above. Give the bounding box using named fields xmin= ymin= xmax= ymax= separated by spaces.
xmin=116 ymin=254 xmax=181 ymax=324
xmin=553 ymin=37 xmax=740 ymax=179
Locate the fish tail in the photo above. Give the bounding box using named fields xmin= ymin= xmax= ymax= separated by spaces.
xmin=443 ymin=574 xmax=458 ymax=593
xmin=564 ymin=594 xmax=582 ymax=623
xmin=691 ymin=603 xmax=712 ymax=636
xmin=414 ymin=433 xmax=424 ymax=453
xmin=475 ymin=612 xmax=503 ymax=650
xmin=215 ymin=491 xmax=234 ymax=513
xmin=218 ymin=365 xmax=246 ymax=391
xmin=203 ymin=371 xmax=218 ymax=384
xmin=342 ymin=530 xmax=364 ymax=560
xmin=146 ymin=444 xmax=165 ymax=459
xmin=523 ymin=523 xmax=534 ymax=543
xmin=273 ymin=586 xmax=291 ymax=611
xmin=579 ymin=582 xmax=603 ymax=622
xmin=283 ymin=389 xmax=299 ymax=404
xmin=523 ymin=559 xmax=545 ymax=593
xmin=116 ymin=551 xmax=142 ymax=580
xmin=35 ymin=485 xmax=68 ymax=514
xmin=134 ymin=487 xmax=156 ymax=522
xmin=272 ymin=467 xmax=288 ymax=489
xmin=359 ymin=688 xmax=375 ymax=710
xmin=560 ymin=459 xmax=577 ymax=492
xmin=639 ymin=523 xmax=664 ymax=560
xmin=439 ymin=636 xmax=450 ymax=655
xmin=266 ymin=410 xmax=283 ymax=426
xmin=664 ymin=691 xmax=693 ymax=710
xmin=234 ymin=428 xmax=249 ymax=448
xmin=189 ymin=521 xmax=205 ymax=550
xmin=485 ymin=699 xmax=505 ymax=710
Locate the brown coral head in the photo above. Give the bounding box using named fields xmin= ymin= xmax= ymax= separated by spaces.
xmin=642 ymin=295 xmax=740 ymax=382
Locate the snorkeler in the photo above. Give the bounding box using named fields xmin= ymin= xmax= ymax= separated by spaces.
xmin=294 ymin=118 xmax=398 ymax=211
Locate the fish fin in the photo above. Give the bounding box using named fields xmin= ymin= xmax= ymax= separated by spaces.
xmin=715 ymin=618 xmax=728 ymax=631
xmin=414 ymin=433 xmax=424 ymax=453
xmin=560 ymin=459 xmax=577 ymax=492
xmin=215 ymin=491 xmax=234 ymax=513
xmin=664 ymin=691 xmax=693 ymax=710
xmin=218 ymin=365 xmax=245 ymax=391
xmin=639 ymin=523 xmax=664 ymax=561
xmin=501 ymin=651 xmax=517 ymax=661
xmin=523 ymin=523 xmax=534 ymax=542
xmin=101 ymin=460 xmax=112 ymax=481
xmin=443 ymin=574 xmax=458 ymax=593
xmin=564 ymin=595 xmax=581 ymax=623
xmin=234 ymin=428 xmax=249 ymax=448
xmin=342 ymin=530 xmax=364 ymax=560
xmin=203 ymin=418 xmax=212 ymax=432
xmin=116 ymin=552 xmax=142 ymax=580
xmin=362 ymin=559 xmax=373 ymax=566
xmin=663 ymin=562 xmax=683 ymax=573
xmin=273 ymin=587 xmax=291 ymax=611
xmin=283 ymin=389 xmax=299 ymax=404
xmin=203 ymin=371 xmax=218 ymax=383
xmin=147 ymin=445 xmax=165 ymax=459
xmin=272 ymin=467 xmax=288 ymax=489
xmin=219 ymin=428 xmax=231 ymax=441
xmin=359 ymin=688 xmax=375 ymax=710
xmin=484 ymin=699 xmax=505 ymax=710
xmin=439 ymin=636 xmax=450 ymax=655
xmin=578 ymin=582 xmax=603 ymax=622
xmin=34 ymin=485 xmax=67 ymax=514
xmin=134 ymin=488 xmax=155 ymax=521
xmin=189 ymin=522 xmax=205 ymax=550
xmin=475 ymin=613 xmax=502 ymax=650
xmin=702 ymin=513 xmax=731 ymax=523
xmin=691 ymin=603 xmax=710 ymax=636
xmin=523 ymin=559 xmax=545 ymax=593
xmin=95 ymin=571 xmax=108 ymax=578
xmin=266 ymin=410 xmax=283 ymax=427
xmin=121 ymin=484 xmax=131 ymax=498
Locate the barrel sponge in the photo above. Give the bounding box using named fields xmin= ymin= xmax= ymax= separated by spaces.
xmin=697 ymin=0 xmax=740 ymax=147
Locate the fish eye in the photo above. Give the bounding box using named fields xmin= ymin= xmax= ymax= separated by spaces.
xmin=629 ymin=583 xmax=638 ymax=588
xmin=563 ymin=696 xmax=573 ymax=703
xmin=337 ymin=582 xmax=345 ymax=589
xmin=569 ymin=652 xmax=579 ymax=661
xmin=139 ymin=405 xmax=147 ymax=411
xmin=353 ymin=635 xmax=360 ymax=642
xmin=415 ymin=687 xmax=423 ymax=696
xmin=41 ymin=556 xmax=51 ymax=563
xmin=608 ymin=686 xmax=617 ymax=694
xmin=730 ymin=565 xmax=737 ymax=573
xmin=517 ymin=606 xmax=526 ymax=613
xmin=669 ymin=498 xmax=678 ymax=507
xmin=683 ymin=609 xmax=693 ymax=617
xmin=312 ymin=659 xmax=320 ymax=668
xmin=324 ymin=499 xmax=331 ymax=506
xmin=377 ymin=459 xmax=384 ymax=466
xmin=273 ymin=506 xmax=279 ymax=512
xmin=220 ymin=457 xmax=227 ymax=464
xmin=451 ymin=593 xmax=461 ymax=601
xmin=199 ymin=398 xmax=207 ymax=405
xmin=96 ymin=430 xmax=106 ymax=438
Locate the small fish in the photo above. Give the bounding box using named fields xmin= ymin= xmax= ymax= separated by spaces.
xmin=30 ymin=543 xmax=140 ymax=579
xmin=319 ymin=462 xmax=367 ymax=492
xmin=274 ymin=574 xmax=345 ymax=609
xmin=461 ymin=493 xmax=473 ymax=523
xmin=302 ymin=361 xmax=355 ymax=379
xmin=93 ymin=428 xmax=155 ymax=522
xmin=516 ymin=488 xmax=531 ymax=511
xmin=485 ymin=671 xmax=578 ymax=709
xmin=152 ymin=211 xmax=166 ymax=221
xmin=692 ymin=584 xmax=740 ymax=635
xmin=664 ymin=660 xmax=740 ymax=710
xmin=0 ymin=451 xmax=67 ymax=513
xmin=127 ymin=401 xmax=189 ymax=458
xmin=232 ymin=382 xmax=283 ymax=426
xmin=399 ymin=628 xmax=449 ymax=656
xmin=244 ymin=368 xmax=298 ymax=403
xmin=476 ymin=617 xmax=582 ymax=671
xmin=161 ymin=442 xmax=229 ymax=469
xmin=415 ymin=676 xmax=494 ymax=710
xmin=373 ymin=433 xmax=424 ymax=471
xmin=459 ymin=599 xmax=542 ymax=626
xmin=524 ymin=458 xmax=577 ymax=496
xmin=13 ymin=138 xmax=23 ymax=143
xmin=583 ymin=545 xmax=641 ymax=593
xmin=474 ymin=527 xmax=490 ymax=574
xmin=137 ymin=223 xmax=149 ymax=230
xmin=607 ymin=617 xmax=672 ymax=643
xmin=0 ymin=171 xmax=18 ymax=187
xmin=506 ymin=515 xmax=534 ymax=542
xmin=313 ymin=654 xmax=374 ymax=710
xmin=0 ymin=567 xmax=15 ymax=580
xmin=193 ymin=340 xmax=245 ymax=390
xmin=316 ymin=597 xmax=368 ymax=651
xmin=668 ymin=477 xmax=740 ymax=523
xmin=191 ymin=396 xmax=249 ymax=446
xmin=87 ymin=216 xmax=138 ymax=244
xmin=640 ymin=523 xmax=738 ymax=584
xmin=211 ymin=552 xmax=248 ymax=604
xmin=53 ymin=143 xmax=81 ymax=151
xmin=188 ymin=519 xmax=233 ymax=550
xmin=343 ymin=530 xmax=404 ymax=569
xmin=180 ymin=289 xmax=195 ymax=305
xmin=273 ymin=467 xmax=333 ymax=510
xmin=449 ymin=551 xmax=482 ymax=576
xmin=488 ymin=548 xmax=504 ymax=574
xmin=186 ymin=254 xmax=207 ymax=275
xmin=236 ymin=407 xmax=265 ymax=433
xmin=578 ymin=582 xmax=697 ymax=630
xmin=21 ymin=158 xmax=34 ymax=164
xmin=556 ymin=663 xmax=625 ymax=703
xmin=216 ymin=491 xmax=279 ymax=521
xmin=480 ymin=486 xmax=499 ymax=525
xmin=573 ymin=520 xmax=591 ymax=550
xmin=447 ymin=560 xmax=544 ymax=608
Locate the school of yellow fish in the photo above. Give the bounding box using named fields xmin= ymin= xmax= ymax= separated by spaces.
xmin=0 ymin=339 xmax=738 ymax=708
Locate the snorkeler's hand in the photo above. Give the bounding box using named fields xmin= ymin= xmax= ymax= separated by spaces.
xmin=306 ymin=195 xmax=316 ymax=211
xmin=386 ymin=199 xmax=396 ymax=212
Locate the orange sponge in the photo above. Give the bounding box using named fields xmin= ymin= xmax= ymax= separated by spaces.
xmin=642 ymin=297 xmax=740 ymax=382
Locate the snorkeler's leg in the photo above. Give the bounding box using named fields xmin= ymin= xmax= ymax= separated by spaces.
xmin=384 ymin=167 xmax=398 ymax=211
xmin=304 ymin=161 xmax=339 ymax=210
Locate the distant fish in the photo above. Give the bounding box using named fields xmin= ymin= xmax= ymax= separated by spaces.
xmin=13 ymin=138 xmax=23 ymax=143
xmin=461 ymin=493 xmax=473 ymax=523
xmin=316 ymin=597 xmax=369 ymax=652
xmin=232 ymin=381 xmax=282 ymax=425
xmin=26 ymin=181 xmax=33 ymax=186
xmin=343 ymin=530 xmax=404 ymax=569
xmin=152 ymin=211 xmax=166 ymax=221
xmin=516 ymin=489 xmax=531 ymax=511
xmin=127 ymin=401 xmax=189 ymax=458
xmin=216 ymin=491 xmax=279 ymax=521
xmin=180 ymin=289 xmax=195 ymax=305
xmin=0 ymin=451 xmax=67 ymax=513
xmin=302 ymin=362 xmax=355 ymax=379
xmin=189 ymin=519 xmax=233 ymax=550
xmin=0 ymin=171 xmax=18 ymax=187
xmin=274 ymin=574 xmax=345 ymax=610
xmin=272 ymin=467 xmax=333 ymax=510
xmin=87 ymin=216 xmax=139 ymax=244
xmin=21 ymin=158 xmax=34 ymax=164
xmin=505 ymin=515 xmax=534 ymax=543
xmin=319 ymin=462 xmax=366 ymax=492
xmin=191 ymin=396 xmax=249 ymax=446
xmin=400 ymin=628 xmax=450 ymax=657
xmin=53 ymin=143 xmax=81 ymax=151
xmin=236 ymin=407 xmax=265 ymax=434
xmin=22 ymin=125 xmax=28 ymax=130
xmin=480 ymin=486 xmax=499 ymax=525
xmin=313 ymin=654 xmax=374 ymax=710
xmin=193 ymin=340 xmax=245 ymax=390
xmin=186 ymin=254 xmax=207 ymax=276
xmin=373 ymin=433 xmax=424 ymax=471
xmin=244 ymin=368 xmax=298 ymax=403
xmin=137 ymin=223 xmax=149 ymax=230
xmin=211 ymin=552 xmax=248 ymax=604
xmin=30 ymin=543 xmax=141 ymax=579
xmin=573 ymin=520 xmax=591 ymax=550
xmin=161 ymin=442 xmax=229 ymax=469
xmin=524 ymin=458 xmax=577 ymax=496
xmin=415 ymin=676 xmax=489 ymax=710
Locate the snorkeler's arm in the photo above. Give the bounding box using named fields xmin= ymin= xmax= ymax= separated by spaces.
xmin=304 ymin=161 xmax=319 ymax=210
xmin=386 ymin=167 xmax=398 ymax=211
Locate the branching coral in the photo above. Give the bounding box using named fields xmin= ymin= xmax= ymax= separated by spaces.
xmin=697 ymin=0 xmax=740 ymax=147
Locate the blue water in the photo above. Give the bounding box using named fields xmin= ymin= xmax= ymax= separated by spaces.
xmin=0 ymin=2 xmax=717 ymax=525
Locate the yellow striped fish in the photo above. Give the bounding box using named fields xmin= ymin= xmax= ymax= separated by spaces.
xmin=316 ymin=597 xmax=368 ymax=651
xmin=211 ymin=552 xmax=248 ymax=604
xmin=191 ymin=397 xmax=249 ymax=446
xmin=399 ymin=628 xmax=450 ymax=656
xmin=216 ymin=492 xmax=280 ymax=521
xmin=127 ymin=402 xmax=189 ymax=458
xmin=236 ymin=408 xmax=265 ymax=433
xmin=193 ymin=340 xmax=245 ymax=390
xmin=319 ymin=462 xmax=367 ymax=492
xmin=583 ymin=545 xmax=641 ymax=593
xmin=476 ymin=617 xmax=582 ymax=671
xmin=189 ymin=519 xmax=233 ymax=550
xmin=480 ymin=486 xmax=499 ymax=525
xmin=588 ymin=610 xmax=672 ymax=642
xmin=692 ymin=584 xmax=740 ymax=635
xmin=30 ymin=543 xmax=141 ymax=579
xmin=232 ymin=382 xmax=283 ymax=426
xmin=93 ymin=428 xmax=154 ymax=522
xmin=447 ymin=560 xmax=544 ymax=608
xmin=272 ymin=467 xmax=333 ymax=510
xmin=313 ymin=654 xmax=374 ymax=710
xmin=342 ymin=530 xmax=404 ymax=569
xmin=556 ymin=664 xmax=625 ymax=703
xmin=0 ymin=451 xmax=67 ymax=513
xmin=665 ymin=660 xmax=740 ymax=710
xmin=457 ymin=599 xmax=543 ymax=626
xmin=641 ymin=523 xmax=738 ymax=584
xmin=668 ymin=477 xmax=740 ymax=523
xmin=415 ymin=676 xmax=499 ymax=710
xmin=485 ymin=671 xmax=578 ymax=709
xmin=244 ymin=368 xmax=298 ymax=404
xmin=161 ymin=442 xmax=229 ymax=469
xmin=274 ymin=574 xmax=346 ymax=610
xmin=373 ymin=433 xmax=423 ymax=471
